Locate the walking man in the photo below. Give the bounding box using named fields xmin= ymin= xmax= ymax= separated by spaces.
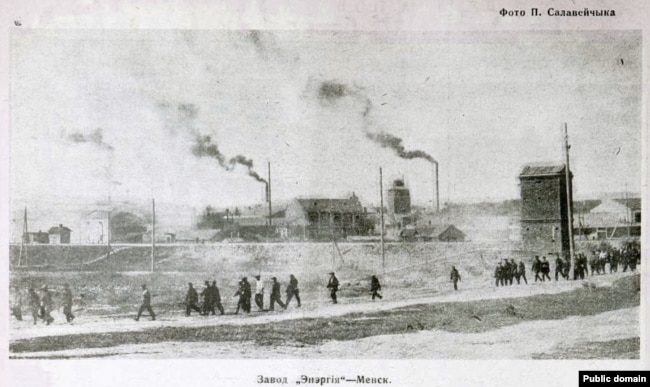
xmin=370 ymin=275 xmax=383 ymax=299
xmin=40 ymin=285 xmax=54 ymax=325
xmin=185 ymin=282 xmax=201 ymax=316
xmin=285 ymin=274 xmax=301 ymax=308
xmin=62 ymin=283 xmax=75 ymax=323
xmin=269 ymin=277 xmax=286 ymax=310
xmin=254 ymin=275 xmax=264 ymax=311
xmin=28 ymin=287 xmax=40 ymax=325
xmin=201 ymin=280 xmax=213 ymax=316
xmin=327 ymin=272 xmax=339 ymax=304
xmin=211 ymin=280 xmax=225 ymax=315
xmin=554 ymin=255 xmax=564 ymax=281
xmin=541 ymin=256 xmax=551 ymax=281
xmin=495 ymin=262 xmax=503 ymax=287
xmin=518 ymin=260 xmax=528 ymax=285
xmin=450 ymin=266 xmax=461 ymax=291
xmin=533 ymin=256 xmax=542 ymax=282
xmin=135 ymin=284 xmax=156 ymax=321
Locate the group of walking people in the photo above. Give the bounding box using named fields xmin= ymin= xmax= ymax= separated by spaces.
xmin=493 ymin=247 xmax=641 ymax=287
xmin=494 ymin=259 xmax=528 ymax=286
xmin=12 ymin=284 xmax=75 ymax=325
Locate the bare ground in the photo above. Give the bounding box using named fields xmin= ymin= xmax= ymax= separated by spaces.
xmin=9 ymin=273 xmax=640 ymax=359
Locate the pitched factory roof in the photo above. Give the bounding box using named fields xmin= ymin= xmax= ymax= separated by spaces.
xmin=48 ymin=225 xmax=72 ymax=234
xmin=296 ymin=197 xmax=363 ymax=213
xmin=519 ymin=165 xmax=566 ymax=177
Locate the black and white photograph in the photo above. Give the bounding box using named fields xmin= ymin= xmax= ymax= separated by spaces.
xmin=1 ymin=1 xmax=648 ymax=386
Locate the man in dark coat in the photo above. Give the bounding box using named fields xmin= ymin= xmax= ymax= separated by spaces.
xmin=185 ymin=282 xmax=201 ymax=316
xmin=135 ymin=284 xmax=156 ymax=321
xmin=62 ymin=283 xmax=75 ymax=322
xmin=28 ymin=287 xmax=40 ymax=325
xmin=211 ymin=280 xmax=225 ymax=315
xmin=40 ymin=285 xmax=54 ymax=325
xmin=285 ymin=274 xmax=301 ymax=308
xmin=327 ymin=272 xmax=339 ymax=304
xmin=235 ymin=277 xmax=252 ymax=314
xmin=541 ymin=256 xmax=551 ymax=281
xmin=495 ymin=262 xmax=502 ymax=287
xmin=533 ymin=256 xmax=542 ymax=282
xmin=554 ymin=255 xmax=564 ymax=281
xmin=449 ymin=267 xmax=461 ymax=291
xmin=371 ymin=275 xmax=383 ymax=299
xmin=201 ymin=280 xmax=214 ymax=316
xmin=269 ymin=277 xmax=286 ymax=310
xmin=241 ymin=277 xmax=252 ymax=313
xmin=518 ymin=260 xmax=528 ymax=284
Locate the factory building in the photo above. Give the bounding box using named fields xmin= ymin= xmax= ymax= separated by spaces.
xmin=284 ymin=194 xmax=374 ymax=240
xmin=519 ymin=164 xmax=573 ymax=256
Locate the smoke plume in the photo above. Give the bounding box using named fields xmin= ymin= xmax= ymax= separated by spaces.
xmin=316 ymin=79 xmax=436 ymax=164
xmin=365 ymin=131 xmax=437 ymax=164
xmin=67 ymin=128 xmax=114 ymax=151
xmin=192 ymin=135 xmax=267 ymax=184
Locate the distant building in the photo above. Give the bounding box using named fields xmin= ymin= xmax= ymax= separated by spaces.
xmin=25 ymin=231 xmax=49 ymax=244
xmin=578 ymin=198 xmax=641 ymax=240
xmin=284 ymin=194 xmax=374 ymax=240
xmin=519 ymin=165 xmax=573 ymax=256
xmin=174 ymin=229 xmax=222 ymax=243
xmin=48 ymin=224 xmax=72 ymax=244
xmin=437 ymin=224 xmax=466 ymax=242
xmin=387 ymin=180 xmax=411 ymax=215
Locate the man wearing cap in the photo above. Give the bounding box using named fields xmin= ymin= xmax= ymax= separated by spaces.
xmin=269 ymin=277 xmax=286 ymax=311
xmin=285 ymin=274 xmax=301 ymax=308
xmin=62 ymin=283 xmax=75 ymax=323
xmin=200 ymin=280 xmax=213 ymax=316
xmin=135 ymin=284 xmax=156 ymax=321
xmin=327 ymin=272 xmax=339 ymax=304
xmin=40 ymin=285 xmax=54 ymax=325
xmin=449 ymin=266 xmax=461 ymax=291
xmin=211 ymin=280 xmax=225 ymax=315
xmin=28 ymin=287 xmax=40 ymax=325
xmin=185 ymin=282 xmax=201 ymax=316
xmin=253 ymin=275 xmax=264 ymax=311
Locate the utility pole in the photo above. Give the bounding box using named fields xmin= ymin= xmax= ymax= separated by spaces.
xmin=563 ymin=123 xmax=575 ymax=279
xmin=107 ymin=210 xmax=111 ymax=260
xmin=379 ymin=168 xmax=385 ymax=275
xmin=151 ymin=198 xmax=155 ymax=273
xmin=268 ymin=161 xmax=272 ymax=227
xmin=625 ymin=183 xmax=630 ymax=237
xmin=18 ymin=207 xmax=28 ymax=267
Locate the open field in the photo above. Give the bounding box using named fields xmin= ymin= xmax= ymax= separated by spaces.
xmin=8 ymin=242 xmax=641 ymax=359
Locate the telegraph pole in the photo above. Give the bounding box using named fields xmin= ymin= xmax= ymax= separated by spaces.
xmin=268 ymin=161 xmax=272 ymax=227
xmin=379 ymin=168 xmax=385 ymax=274
xmin=107 ymin=210 xmax=111 ymax=260
xmin=563 ymin=123 xmax=576 ymax=278
xmin=151 ymin=198 xmax=155 ymax=273
xmin=18 ymin=207 xmax=28 ymax=267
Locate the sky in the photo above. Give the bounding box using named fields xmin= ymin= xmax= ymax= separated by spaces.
xmin=10 ymin=29 xmax=642 ymax=211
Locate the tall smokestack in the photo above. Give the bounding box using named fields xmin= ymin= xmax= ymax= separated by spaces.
xmin=434 ymin=161 xmax=439 ymax=212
